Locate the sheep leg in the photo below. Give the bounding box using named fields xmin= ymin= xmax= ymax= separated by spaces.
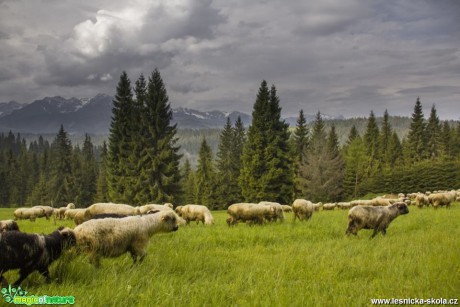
xmin=38 ymin=267 xmax=51 ymax=283
xmin=346 ymin=221 xmax=356 ymax=236
xmin=13 ymin=267 xmax=35 ymax=286
xmin=89 ymin=254 xmax=101 ymax=268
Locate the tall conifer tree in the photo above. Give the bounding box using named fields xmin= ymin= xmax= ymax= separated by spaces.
xmin=107 ymin=71 xmax=135 ymax=203
xmin=137 ymin=69 xmax=182 ymax=203
xmin=240 ymin=81 xmax=293 ymax=203
xmin=407 ymin=97 xmax=426 ymax=162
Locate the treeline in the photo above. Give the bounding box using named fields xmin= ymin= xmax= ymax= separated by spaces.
xmin=1 ymin=71 xmax=460 ymax=208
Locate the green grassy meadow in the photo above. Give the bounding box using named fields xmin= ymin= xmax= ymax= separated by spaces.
xmin=1 ymin=205 xmax=459 ymax=306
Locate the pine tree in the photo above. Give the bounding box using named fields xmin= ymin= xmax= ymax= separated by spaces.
xmin=182 ymin=159 xmax=196 ymax=204
xmin=297 ymin=114 xmax=343 ymax=202
xmin=107 ymin=71 xmax=135 ymax=203
xmin=407 ymin=97 xmax=426 ymax=162
xmin=380 ymin=110 xmax=392 ymax=165
xmin=346 ymin=125 xmax=359 ymax=146
xmin=75 ymin=134 xmax=98 ymax=206
xmin=292 ymin=109 xmax=309 ymax=163
xmin=388 ymin=130 xmax=404 ymax=167
xmin=240 ymin=81 xmax=293 ymax=204
xmin=195 ymin=138 xmax=215 ymax=208
xmin=363 ymin=110 xmax=380 ymax=165
xmin=95 ymin=141 xmax=109 ymax=202
xmin=343 ymin=137 xmax=367 ymax=198
xmin=425 ymin=104 xmax=441 ymax=160
xmin=137 ymin=69 xmax=182 ymax=204
xmin=327 ymin=124 xmax=340 ymax=158
xmin=49 ymin=125 xmax=73 ymax=207
xmin=215 ymin=117 xmax=243 ymax=208
xmin=440 ymin=121 xmax=453 ymax=159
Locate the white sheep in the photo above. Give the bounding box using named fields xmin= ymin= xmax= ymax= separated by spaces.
xmin=139 ymin=203 xmax=174 ymax=215
xmin=13 ymin=207 xmax=45 ymax=222
xmin=32 ymin=206 xmax=54 ymax=220
xmin=259 ymin=201 xmax=285 ymax=222
xmin=292 ymin=199 xmax=314 ymax=221
xmin=227 ymin=203 xmax=275 ymax=226
xmin=428 ymin=191 xmax=457 ymax=209
xmin=84 ymin=203 xmax=140 ymax=220
xmin=322 ymin=203 xmax=336 ymax=211
xmin=73 ymin=210 xmax=179 ymax=267
xmin=175 ymin=204 xmax=214 ymax=225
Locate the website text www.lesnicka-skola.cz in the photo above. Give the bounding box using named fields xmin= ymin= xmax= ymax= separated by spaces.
xmin=371 ymin=298 xmax=459 ymax=305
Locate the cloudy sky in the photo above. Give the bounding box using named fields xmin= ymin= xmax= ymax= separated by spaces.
xmin=1 ymin=0 xmax=459 ymax=119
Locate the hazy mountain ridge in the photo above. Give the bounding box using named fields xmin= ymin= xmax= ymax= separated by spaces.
xmin=0 ymin=94 xmax=343 ymax=134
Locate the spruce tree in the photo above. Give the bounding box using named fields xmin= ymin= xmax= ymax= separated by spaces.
xmin=137 ymin=69 xmax=182 ymax=204
xmin=183 ymin=159 xmax=197 ymax=204
xmin=426 ymin=104 xmax=441 ymax=160
xmin=297 ymin=114 xmax=343 ymax=202
xmin=380 ymin=110 xmax=392 ymax=165
xmin=75 ymin=134 xmax=98 ymax=206
xmin=195 ymin=138 xmax=215 ymax=208
xmin=215 ymin=117 xmax=243 ymax=208
xmin=240 ymin=81 xmax=293 ymax=204
xmin=407 ymin=97 xmax=426 ymax=162
xmin=327 ymin=124 xmax=340 ymax=158
xmin=363 ymin=110 xmax=380 ymax=164
xmin=343 ymin=137 xmax=367 ymax=198
xmin=292 ymin=109 xmax=309 ymax=163
xmin=107 ymin=71 xmax=135 ymax=203
xmin=95 ymin=141 xmax=109 ymax=202
xmin=440 ymin=121 xmax=453 ymax=159
xmin=346 ymin=125 xmax=359 ymax=146
xmin=49 ymin=125 xmax=73 ymax=207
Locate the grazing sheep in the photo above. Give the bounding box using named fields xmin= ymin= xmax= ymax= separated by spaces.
xmin=322 ymin=203 xmax=336 ymax=211
xmin=139 ymin=203 xmax=174 ymax=215
xmin=292 ymin=199 xmax=314 ymax=221
xmin=13 ymin=207 xmax=45 ymax=222
xmin=0 ymin=227 xmax=76 ymax=286
xmin=64 ymin=208 xmax=85 ymax=220
xmin=73 ymin=210 xmax=179 ymax=267
xmin=345 ymin=202 xmax=409 ymax=238
xmin=281 ymin=205 xmax=293 ymax=213
xmin=73 ymin=210 xmax=88 ymax=226
xmin=259 ymin=201 xmax=285 ymax=222
xmin=337 ymin=202 xmax=352 ymax=210
xmin=32 ymin=206 xmax=54 ymax=220
xmin=90 ymin=213 xmax=129 ymax=220
xmin=415 ymin=193 xmax=429 ymax=208
xmin=175 ymin=204 xmax=214 ymax=225
xmin=0 ymin=220 xmax=19 ymax=232
xmin=428 ymin=191 xmax=456 ymax=209
xmin=227 ymin=203 xmax=275 ymax=226
xmin=84 ymin=203 xmax=140 ymax=220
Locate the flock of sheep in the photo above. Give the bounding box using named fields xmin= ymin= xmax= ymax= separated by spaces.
xmin=0 ymin=189 xmax=458 ymax=287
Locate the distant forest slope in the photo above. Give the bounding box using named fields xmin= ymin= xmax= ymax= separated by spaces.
xmin=11 ymin=115 xmax=459 ymax=167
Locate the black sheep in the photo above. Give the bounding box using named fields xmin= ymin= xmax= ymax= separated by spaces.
xmin=0 ymin=226 xmax=76 ymax=287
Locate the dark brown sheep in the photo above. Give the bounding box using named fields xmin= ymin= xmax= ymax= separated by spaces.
xmin=345 ymin=203 xmax=409 ymax=238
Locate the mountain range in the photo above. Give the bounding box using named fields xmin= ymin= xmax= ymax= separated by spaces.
xmin=0 ymin=94 xmax=342 ymax=134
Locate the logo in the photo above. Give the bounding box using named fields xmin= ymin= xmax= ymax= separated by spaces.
xmin=1 ymin=286 xmax=75 ymax=305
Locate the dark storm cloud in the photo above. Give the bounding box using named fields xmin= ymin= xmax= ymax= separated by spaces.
xmin=0 ymin=0 xmax=459 ymax=119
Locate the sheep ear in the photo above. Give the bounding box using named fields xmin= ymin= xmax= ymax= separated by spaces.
xmin=161 ymin=215 xmax=171 ymax=222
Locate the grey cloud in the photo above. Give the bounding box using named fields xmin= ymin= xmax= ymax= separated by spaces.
xmin=1 ymin=0 xmax=460 ymax=120
xmin=170 ymin=82 xmax=211 ymax=94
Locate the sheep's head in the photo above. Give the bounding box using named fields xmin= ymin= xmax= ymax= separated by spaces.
xmin=161 ymin=212 xmax=179 ymax=232
xmin=57 ymin=226 xmax=77 ymax=248
xmin=396 ymin=203 xmax=409 ymax=215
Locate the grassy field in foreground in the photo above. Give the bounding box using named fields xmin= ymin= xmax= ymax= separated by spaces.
xmin=1 ymin=205 xmax=459 ymax=306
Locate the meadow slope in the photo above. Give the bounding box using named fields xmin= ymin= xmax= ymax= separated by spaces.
xmin=1 ymin=205 xmax=459 ymax=306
